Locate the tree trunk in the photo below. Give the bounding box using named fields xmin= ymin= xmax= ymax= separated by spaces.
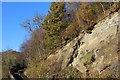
xmin=100 ymin=2 xmax=105 ymax=14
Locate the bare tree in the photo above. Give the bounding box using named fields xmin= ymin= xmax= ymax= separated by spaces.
xmin=21 ymin=14 xmax=44 ymax=33
xmin=100 ymin=2 xmax=105 ymax=13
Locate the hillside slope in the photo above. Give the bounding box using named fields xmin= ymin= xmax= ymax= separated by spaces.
xmin=47 ymin=11 xmax=119 ymax=78
xmin=25 ymin=10 xmax=119 ymax=78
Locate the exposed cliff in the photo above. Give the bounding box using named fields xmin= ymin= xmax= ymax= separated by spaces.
xmin=46 ymin=11 xmax=119 ymax=78
xmin=25 ymin=10 xmax=119 ymax=78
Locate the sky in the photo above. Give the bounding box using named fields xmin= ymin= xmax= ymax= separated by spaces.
xmin=1 ymin=2 xmax=51 ymax=52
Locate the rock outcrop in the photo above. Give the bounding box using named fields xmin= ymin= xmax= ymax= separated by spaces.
xmin=47 ymin=11 xmax=119 ymax=78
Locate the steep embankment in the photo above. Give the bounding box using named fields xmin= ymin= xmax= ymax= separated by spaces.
xmin=25 ymin=10 xmax=119 ymax=78
xmin=47 ymin=11 xmax=119 ymax=78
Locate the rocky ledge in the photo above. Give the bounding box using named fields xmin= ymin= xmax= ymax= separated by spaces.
xmin=47 ymin=11 xmax=119 ymax=78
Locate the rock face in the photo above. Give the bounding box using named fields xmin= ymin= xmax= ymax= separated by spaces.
xmin=47 ymin=12 xmax=119 ymax=78
xmin=72 ymin=12 xmax=119 ymax=78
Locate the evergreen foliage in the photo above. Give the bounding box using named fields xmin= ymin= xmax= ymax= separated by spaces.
xmin=42 ymin=2 xmax=67 ymax=54
xmin=20 ymin=2 xmax=117 ymax=63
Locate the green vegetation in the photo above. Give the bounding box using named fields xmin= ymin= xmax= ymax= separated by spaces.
xmin=42 ymin=2 xmax=67 ymax=54
xmin=21 ymin=2 xmax=117 ymax=60
xmin=56 ymin=66 xmax=82 ymax=78
xmin=2 ymin=50 xmax=27 ymax=78
xmin=82 ymin=53 xmax=95 ymax=71
xmin=24 ymin=60 xmax=50 ymax=78
xmin=25 ymin=63 xmax=82 ymax=78
xmin=19 ymin=2 xmax=119 ymax=78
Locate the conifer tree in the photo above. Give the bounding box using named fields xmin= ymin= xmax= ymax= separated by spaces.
xmin=42 ymin=2 xmax=67 ymax=53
